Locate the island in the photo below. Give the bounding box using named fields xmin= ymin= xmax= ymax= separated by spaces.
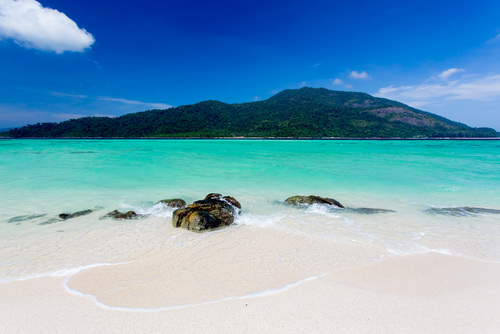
xmin=4 ymin=87 xmax=498 ymax=138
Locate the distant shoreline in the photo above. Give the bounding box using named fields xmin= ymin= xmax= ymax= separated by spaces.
xmin=1 ymin=136 xmax=500 ymax=140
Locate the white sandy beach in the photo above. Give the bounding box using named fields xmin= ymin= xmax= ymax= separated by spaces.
xmin=2 ymin=245 xmax=500 ymax=333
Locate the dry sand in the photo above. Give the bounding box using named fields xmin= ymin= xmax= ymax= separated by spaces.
xmin=1 ymin=252 xmax=500 ymax=333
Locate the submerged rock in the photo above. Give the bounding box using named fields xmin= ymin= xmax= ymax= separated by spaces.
xmin=39 ymin=218 xmax=61 ymax=225
xmin=425 ymin=207 xmax=500 ymax=217
xmin=285 ymin=195 xmax=344 ymax=209
xmin=8 ymin=214 xmax=47 ymax=223
xmin=105 ymin=210 xmax=138 ymax=219
xmin=346 ymin=208 xmax=396 ymax=214
xmin=157 ymin=198 xmax=187 ymax=208
xmin=172 ymin=193 xmax=241 ymax=232
xmin=58 ymin=209 xmax=93 ymax=220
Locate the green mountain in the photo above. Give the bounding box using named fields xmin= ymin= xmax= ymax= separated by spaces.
xmin=7 ymin=87 xmax=499 ymax=138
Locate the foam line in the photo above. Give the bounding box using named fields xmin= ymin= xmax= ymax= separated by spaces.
xmin=0 ymin=262 xmax=128 ymax=284
xmin=63 ymin=270 xmax=330 ymax=312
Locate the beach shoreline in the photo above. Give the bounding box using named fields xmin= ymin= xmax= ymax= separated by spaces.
xmin=1 ymin=252 xmax=499 ymax=333
xmin=2 ymin=139 xmax=499 ymax=333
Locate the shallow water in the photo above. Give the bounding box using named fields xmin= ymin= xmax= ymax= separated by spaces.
xmin=1 ymin=139 xmax=499 ymax=282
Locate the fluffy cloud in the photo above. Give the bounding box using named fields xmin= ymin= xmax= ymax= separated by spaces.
xmin=376 ymin=71 xmax=500 ymax=107
xmin=0 ymin=0 xmax=94 ymax=53
xmin=332 ymin=78 xmax=344 ymax=85
xmin=332 ymin=78 xmax=352 ymax=89
xmin=350 ymin=70 xmax=369 ymax=80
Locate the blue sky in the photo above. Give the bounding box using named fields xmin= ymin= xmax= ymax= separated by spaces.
xmin=1 ymin=0 xmax=500 ymax=130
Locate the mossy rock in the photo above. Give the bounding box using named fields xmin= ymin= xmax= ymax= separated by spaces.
xmin=172 ymin=194 xmax=241 ymax=232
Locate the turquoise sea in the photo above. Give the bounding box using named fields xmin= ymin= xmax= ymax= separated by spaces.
xmin=1 ymin=139 xmax=500 ymax=283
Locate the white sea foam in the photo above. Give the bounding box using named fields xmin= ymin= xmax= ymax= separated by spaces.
xmin=0 ymin=262 xmax=127 ymax=284
xmin=235 ymin=212 xmax=286 ymax=229
xmin=118 ymin=201 xmax=175 ymax=218
xmin=385 ymin=242 xmax=454 ymax=257
xmin=51 ymin=262 xmax=128 ymax=277
xmin=305 ymin=203 xmax=343 ymax=217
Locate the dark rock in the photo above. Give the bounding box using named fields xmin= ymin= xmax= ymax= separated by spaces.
xmin=285 ymin=195 xmax=344 ymax=209
xmin=172 ymin=194 xmax=241 ymax=232
xmin=204 ymin=193 xmax=223 ymax=200
xmin=106 ymin=210 xmax=138 ymax=219
xmin=425 ymin=207 xmax=500 ymax=217
xmin=346 ymin=208 xmax=396 ymax=214
xmin=222 ymin=196 xmax=242 ymax=209
xmin=157 ymin=198 xmax=187 ymax=208
xmin=202 ymin=193 xmax=242 ymax=209
xmin=58 ymin=209 xmax=93 ymax=220
xmin=172 ymin=208 xmax=221 ymax=231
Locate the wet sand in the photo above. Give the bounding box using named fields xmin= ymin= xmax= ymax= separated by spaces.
xmin=1 ymin=251 xmax=500 ymax=333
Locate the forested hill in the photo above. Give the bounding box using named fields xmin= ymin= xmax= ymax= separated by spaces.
xmin=6 ymin=87 xmax=499 ymax=138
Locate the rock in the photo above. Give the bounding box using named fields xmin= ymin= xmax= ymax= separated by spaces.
xmin=58 ymin=209 xmax=93 ymax=220
xmin=285 ymin=195 xmax=344 ymax=209
xmin=39 ymin=218 xmax=61 ymax=225
xmin=221 ymin=195 xmax=242 ymax=209
xmin=203 ymin=193 xmax=242 ymax=209
xmin=157 ymin=198 xmax=186 ymax=208
xmin=204 ymin=193 xmax=223 ymax=200
xmin=425 ymin=207 xmax=500 ymax=216
xmin=172 ymin=208 xmax=221 ymax=231
xmin=8 ymin=214 xmax=47 ymax=223
xmin=106 ymin=210 xmax=138 ymax=219
xmin=346 ymin=208 xmax=396 ymax=214
xmin=172 ymin=194 xmax=241 ymax=232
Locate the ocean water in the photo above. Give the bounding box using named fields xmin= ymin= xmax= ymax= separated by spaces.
xmin=1 ymin=139 xmax=500 ymax=283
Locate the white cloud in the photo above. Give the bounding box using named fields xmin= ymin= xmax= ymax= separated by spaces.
xmin=0 ymin=0 xmax=94 ymax=53
xmin=98 ymin=97 xmax=173 ymax=110
xmin=350 ymin=70 xmax=369 ymax=80
xmin=332 ymin=78 xmax=344 ymax=85
xmin=332 ymin=78 xmax=352 ymax=89
xmin=437 ymin=68 xmax=464 ymax=80
xmin=52 ymin=92 xmax=172 ymax=109
xmin=376 ymin=73 xmax=500 ymax=107
xmin=52 ymin=91 xmax=88 ymax=99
